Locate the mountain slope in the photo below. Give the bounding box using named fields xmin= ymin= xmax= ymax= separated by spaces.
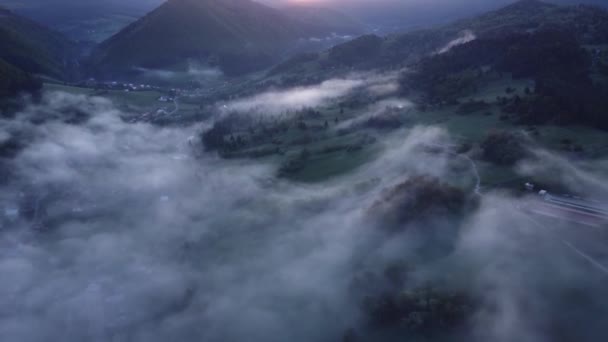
xmin=0 ymin=6 xmax=76 ymax=78
xmin=0 ymin=0 xmax=165 ymax=43
xmin=91 ymin=0 xmax=345 ymax=76
xmin=0 ymin=58 xmax=41 ymax=100
xmin=448 ymin=0 xmax=607 ymax=40
xmin=400 ymin=27 xmax=608 ymax=129
xmin=271 ymin=0 xmax=608 ymax=76
xmin=381 ymin=0 xmax=608 ymax=67
xmin=0 ymin=0 xmax=163 ymax=24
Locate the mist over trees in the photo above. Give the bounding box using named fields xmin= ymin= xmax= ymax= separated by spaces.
xmin=3 ymin=91 xmax=608 ymax=341
xmin=0 ymin=59 xmax=41 ymax=101
xmin=1 ymin=1 xmax=608 ymax=342
xmin=403 ymin=28 xmax=608 ymax=129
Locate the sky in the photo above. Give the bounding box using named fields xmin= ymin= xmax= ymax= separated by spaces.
xmin=262 ymin=0 xmax=608 ymax=31
xmin=3 ymin=0 xmax=606 ymax=29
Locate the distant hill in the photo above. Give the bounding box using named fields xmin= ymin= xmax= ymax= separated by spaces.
xmin=0 ymin=0 xmax=163 ymax=24
xmin=0 ymin=6 xmax=76 ymax=78
xmin=395 ymin=2 xmax=608 ymax=130
xmin=272 ymin=0 xmax=608 ymax=74
xmin=0 ymin=0 xmax=165 ymax=42
xmin=90 ymin=0 xmax=364 ymax=76
xmin=448 ymin=0 xmax=608 ymax=40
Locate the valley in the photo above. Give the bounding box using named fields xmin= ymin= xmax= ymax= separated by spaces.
xmin=1 ymin=1 xmax=608 ymax=341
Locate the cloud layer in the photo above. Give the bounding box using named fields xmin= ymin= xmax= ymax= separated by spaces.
xmin=1 ymin=88 xmax=608 ymax=342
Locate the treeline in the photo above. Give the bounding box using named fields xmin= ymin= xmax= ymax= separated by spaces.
xmin=404 ymin=29 xmax=608 ymax=129
xmin=201 ymin=109 xmax=325 ymax=154
xmin=0 ymin=58 xmax=41 ymax=101
xmin=368 ymin=175 xmax=471 ymax=230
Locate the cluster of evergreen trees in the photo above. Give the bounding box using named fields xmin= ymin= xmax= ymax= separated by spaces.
xmin=405 ymin=29 xmax=608 ymax=129
xmin=0 ymin=59 xmax=41 ymax=101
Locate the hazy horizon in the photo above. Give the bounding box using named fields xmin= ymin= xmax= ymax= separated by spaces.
xmin=3 ymin=0 xmax=606 ymax=34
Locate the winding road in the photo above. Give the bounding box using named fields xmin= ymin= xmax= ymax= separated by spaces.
xmin=169 ymin=96 xmax=180 ymax=115
xmin=458 ymin=153 xmax=482 ymax=196
xmin=431 ymin=142 xmax=608 ymax=276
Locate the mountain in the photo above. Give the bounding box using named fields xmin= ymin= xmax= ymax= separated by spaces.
xmin=271 ymin=0 xmax=608 ymax=75
xmin=394 ymin=1 xmax=608 ymax=130
xmin=0 ymin=0 xmax=163 ymax=24
xmin=91 ymin=0 xmax=359 ymax=77
xmin=0 ymin=0 xmax=165 ymax=42
xmin=0 ymin=6 xmax=76 ymax=78
xmin=401 ymin=27 xmax=608 ymax=130
xmin=390 ymin=0 xmax=608 ymax=61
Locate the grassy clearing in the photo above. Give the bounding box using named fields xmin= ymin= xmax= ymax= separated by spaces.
xmin=43 ymin=83 xmax=208 ymax=125
xmin=44 ymin=83 xmax=167 ymax=112
xmin=534 ymin=125 xmax=608 ymax=157
xmin=417 ymin=75 xmax=608 ymax=153
xmin=413 ymin=105 xmax=512 ymax=139
xmin=45 ymin=72 xmax=607 ymax=188
xmin=45 ymin=83 xmax=161 ymax=105
xmin=218 ymin=74 xmax=605 ymax=185
xmin=413 ymin=105 xmax=607 ymax=189
xmin=463 ymin=76 xmax=533 ymax=103
xmin=288 ymin=144 xmax=381 ymax=183
xmin=405 ymin=75 xmax=608 ymax=191
xmin=44 ymin=83 xmax=92 ymax=96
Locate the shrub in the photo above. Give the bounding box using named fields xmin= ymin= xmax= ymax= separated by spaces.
xmin=362 ymin=285 xmax=474 ymax=332
xmin=368 ymin=175 xmax=467 ymax=229
xmin=480 ymin=130 xmax=527 ymax=165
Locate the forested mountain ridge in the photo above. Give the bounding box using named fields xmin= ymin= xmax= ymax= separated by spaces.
xmin=90 ymin=0 xmax=365 ymax=76
xmin=0 ymin=6 xmax=76 ymax=100
xmin=0 ymin=6 xmax=76 ymax=78
xmin=273 ymin=0 xmax=608 ymax=74
xmin=0 ymin=57 xmax=41 ymax=100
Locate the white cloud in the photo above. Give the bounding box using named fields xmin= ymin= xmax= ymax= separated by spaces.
xmin=437 ymin=30 xmax=477 ymax=54
xmin=1 ymin=88 xmax=607 ymax=342
xmin=222 ymin=78 xmax=364 ymax=115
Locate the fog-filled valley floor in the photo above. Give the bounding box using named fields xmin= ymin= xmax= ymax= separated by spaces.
xmin=2 ymin=1 xmax=608 ymax=340
xmin=2 ymin=79 xmax=608 ymax=341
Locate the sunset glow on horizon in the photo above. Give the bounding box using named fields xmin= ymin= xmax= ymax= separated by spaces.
xmin=285 ymin=0 xmax=326 ymax=4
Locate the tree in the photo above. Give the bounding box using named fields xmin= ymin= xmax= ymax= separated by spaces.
xmin=201 ymin=121 xmax=231 ymax=151
xmin=368 ymin=175 xmax=468 ymax=229
xmin=299 ymin=148 xmax=311 ymax=160
xmin=0 ymin=59 xmax=42 ymax=100
xmin=480 ymin=130 xmax=527 ymax=165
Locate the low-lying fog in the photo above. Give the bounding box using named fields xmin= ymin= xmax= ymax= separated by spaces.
xmin=1 ymin=78 xmax=608 ymax=342
xmin=134 ymin=63 xmax=224 ymax=86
